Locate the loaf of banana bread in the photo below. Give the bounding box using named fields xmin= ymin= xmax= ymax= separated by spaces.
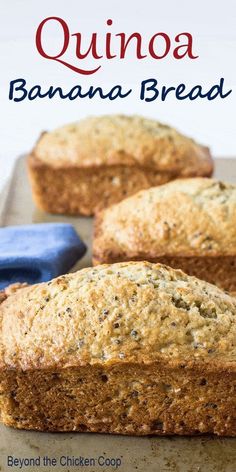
xmin=93 ymin=178 xmax=236 ymax=292
xmin=28 ymin=115 xmax=213 ymax=216
xmin=0 ymin=262 xmax=236 ymax=435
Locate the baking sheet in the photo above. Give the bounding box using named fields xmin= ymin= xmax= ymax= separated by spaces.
xmin=0 ymin=156 xmax=236 ymax=472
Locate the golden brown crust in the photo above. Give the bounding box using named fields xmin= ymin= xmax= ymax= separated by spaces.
xmin=28 ymin=115 xmax=213 ymax=215
xmin=0 ymin=292 xmax=7 ymax=305
xmin=93 ymin=178 xmax=236 ymax=291
xmin=1 ymin=261 xmax=236 ymax=369
xmin=1 ymin=262 xmax=236 ymax=434
xmin=33 ymin=115 xmax=213 ymax=173
xmin=93 ymin=255 xmax=236 ymax=293
xmin=0 ymin=284 xmax=28 ymax=305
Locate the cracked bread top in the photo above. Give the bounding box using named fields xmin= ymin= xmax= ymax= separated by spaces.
xmin=1 ymin=262 xmax=236 ymax=371
xmin=31 ymin=115 xmax=212 ymax=175
xmin=94 ymin=178 xmax=236 ymax=261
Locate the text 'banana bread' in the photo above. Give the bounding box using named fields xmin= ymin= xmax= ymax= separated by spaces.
xmin=93 ymin=178 xmax=236 ymax=292
xmin=28 ymin=115 xmax=213 ymax=216
xmin=0 ymin=262 xmax=236 ymax=435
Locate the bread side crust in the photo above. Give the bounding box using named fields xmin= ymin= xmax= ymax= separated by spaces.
xmin=28 ymin=155 xmax=188 ymax=216
xmin=1 ymin=361 xmax=235 ymax=435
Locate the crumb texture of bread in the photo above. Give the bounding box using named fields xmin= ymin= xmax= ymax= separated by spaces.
xmin=28 ymin=115 xmax=213 ymax=215
xmin=0 ymin=262 xmax=236 ymax=434
xmin=93 ymin=178 xmax=236 ymax=291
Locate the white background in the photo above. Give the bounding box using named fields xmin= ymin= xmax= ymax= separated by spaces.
xmin=1 ymin=0 xmax=236 ymax=191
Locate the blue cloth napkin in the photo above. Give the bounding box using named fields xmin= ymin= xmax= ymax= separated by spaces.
xmin=0 ymin=223 xmax=87 ymax=289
